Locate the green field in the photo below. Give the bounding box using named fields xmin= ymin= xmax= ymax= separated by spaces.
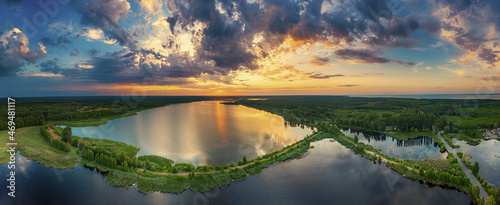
xmin=15 ymin=126 xmax=81 ymax=169
xmin=0 ymin=130 xmax=12 ymax=164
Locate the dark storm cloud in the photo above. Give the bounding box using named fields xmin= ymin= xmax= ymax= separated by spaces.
xmin=39 ymin=58 xmax=62 ymax=74
xmin=78 ymin=0 xmax=137 ymax=50
xmin=334 ymin=48 xmax=414 ymax=65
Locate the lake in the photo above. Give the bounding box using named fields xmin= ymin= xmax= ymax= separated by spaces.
xmin=453 ymin=139 xmax=500 ymax=188
xmin=70 ymin=101 xmax=314 ymax=166
xmin=0 ymin=140 xmax=470 ymax=204
xmin=341 ymin=128 xmax=446 ymax=160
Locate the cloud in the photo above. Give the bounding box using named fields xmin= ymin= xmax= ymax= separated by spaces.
xmin=22 ymin=73 xmax=63 ymax=78
xmin=479 ymin=75 xmax=500 ymax=81
xmin=87 ymin=49 xmax=100 ymax=57
xmin=156 ymin=0 xmax=433 ymax=80
xmin=0 ymin=28 xmax=47 ymax=77
xmin=338 ymin=84 xmax=359 ymax=87
xmin=39 ymin=36 xmax=71 ymax=47
xmin=432 ymin=0 xmax=500 ymax=66
xmin=137 ymin=0 xmax=163 ymax=14
xmin=70 ymin=48 xmax=80 ymax=56
xmin=438 ymin=66 xmax=466 ymax=76
xmin=308 ymin=73 xmax=344 ymax=79
xmin=334 ymin=48 xmax=415 ymax=65
xmin=39 ymin=58 xmax=62 ymax=74
xmin=79 ymin=0 xmax=137 ymax=50
xmin=309 ymin=56 xmax=331 ymax=66
xmin=478 ymin=48 xmax=499 ymax=65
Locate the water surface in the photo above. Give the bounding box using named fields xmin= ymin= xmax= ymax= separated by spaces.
xmin=71 ymin=101 xmax=313 ymax=166
xmin=453 ymin=139 xmax=500 ymax=188
xmin=0 ymin=141 xmax=471 ymax=205
xmin=341 ymin=129 xmax=446 ymax=159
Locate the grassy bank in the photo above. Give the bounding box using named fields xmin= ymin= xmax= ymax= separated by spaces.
xmin=0 ymin=130 xmax=13 ymax=164
xmin=15 ymin=126 xmax=81 ymax=169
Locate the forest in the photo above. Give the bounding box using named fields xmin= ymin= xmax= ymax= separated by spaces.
xmin=226 ymin=96 xmax=500 ymax=140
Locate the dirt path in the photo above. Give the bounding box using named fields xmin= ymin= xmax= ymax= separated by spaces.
xmin=47 ymin=128 xmax=61 ymax=140
xmin=365 ymin=150 xmax=414 ymax=171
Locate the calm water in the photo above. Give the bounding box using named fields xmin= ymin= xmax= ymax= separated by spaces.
xmin=0 ymin=140 xmax=471 ymax=205
xmin=453 ymin=139 xmax=500 ymax=188
xmin=341 ymin=129 xmax=446 ymax=160
xmin=70 ymin=101 xmax=313 ymax=166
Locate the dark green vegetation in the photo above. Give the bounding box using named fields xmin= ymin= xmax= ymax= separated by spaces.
xmin=226 ymin=96 xmax=500 ymax=144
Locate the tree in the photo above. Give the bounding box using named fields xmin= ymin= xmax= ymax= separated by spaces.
xmin=496 ymin=188 xmax=500 ymax=205
xmin=419 ymin=167 xmax=425 ymax=176
xmin=472 ymin=162 xmax=480 ymax=176
xmin=62 ymin=127 xmax=72 ymax=142
xmin=354 ymin=135 xmax=359 ymax=143
xmin=485 ymin=196 xmax=496 ymax=205
xmin=444 ymin=126 xmax=450 ymax=134
xmin=243 ymin=156 xmax=247 ymax=164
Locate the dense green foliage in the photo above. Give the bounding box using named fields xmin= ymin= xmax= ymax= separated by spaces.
xmin=40 ymin=125 xmax=71 ymax=152
xmin=138 ymin=155 xmax=174 ymax=171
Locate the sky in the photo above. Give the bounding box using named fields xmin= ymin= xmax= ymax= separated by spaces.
xmin=1 ymin=0 xmax=500 ymax=97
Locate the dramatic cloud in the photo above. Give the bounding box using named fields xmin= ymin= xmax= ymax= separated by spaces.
xmin=79 ymin=0 xmax=137 ymax=50
xmin=20 ymin=0 xmax=491 ymax=88
xmin=432 ymin=0 xmax=500 ymax=66
xmin=334 ymin=48 xmax=415 ymax=65
xmin=155 ymin=0 xmax=432 ymax=81
xmin=0 ymin=28 xmax=47 ymax=76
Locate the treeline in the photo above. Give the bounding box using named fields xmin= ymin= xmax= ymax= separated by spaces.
xmin=0 ymin=96 xmax=214 ymax=131
xmin=231 ymin=96 xmax=500 ymax=133
xmin=80 ymin=145 xmax=143 ymax=172
xmin=40 ymin=125 xmax=71 ymax=152
xmin=334 ymin=111 xmax=436 ymax=132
